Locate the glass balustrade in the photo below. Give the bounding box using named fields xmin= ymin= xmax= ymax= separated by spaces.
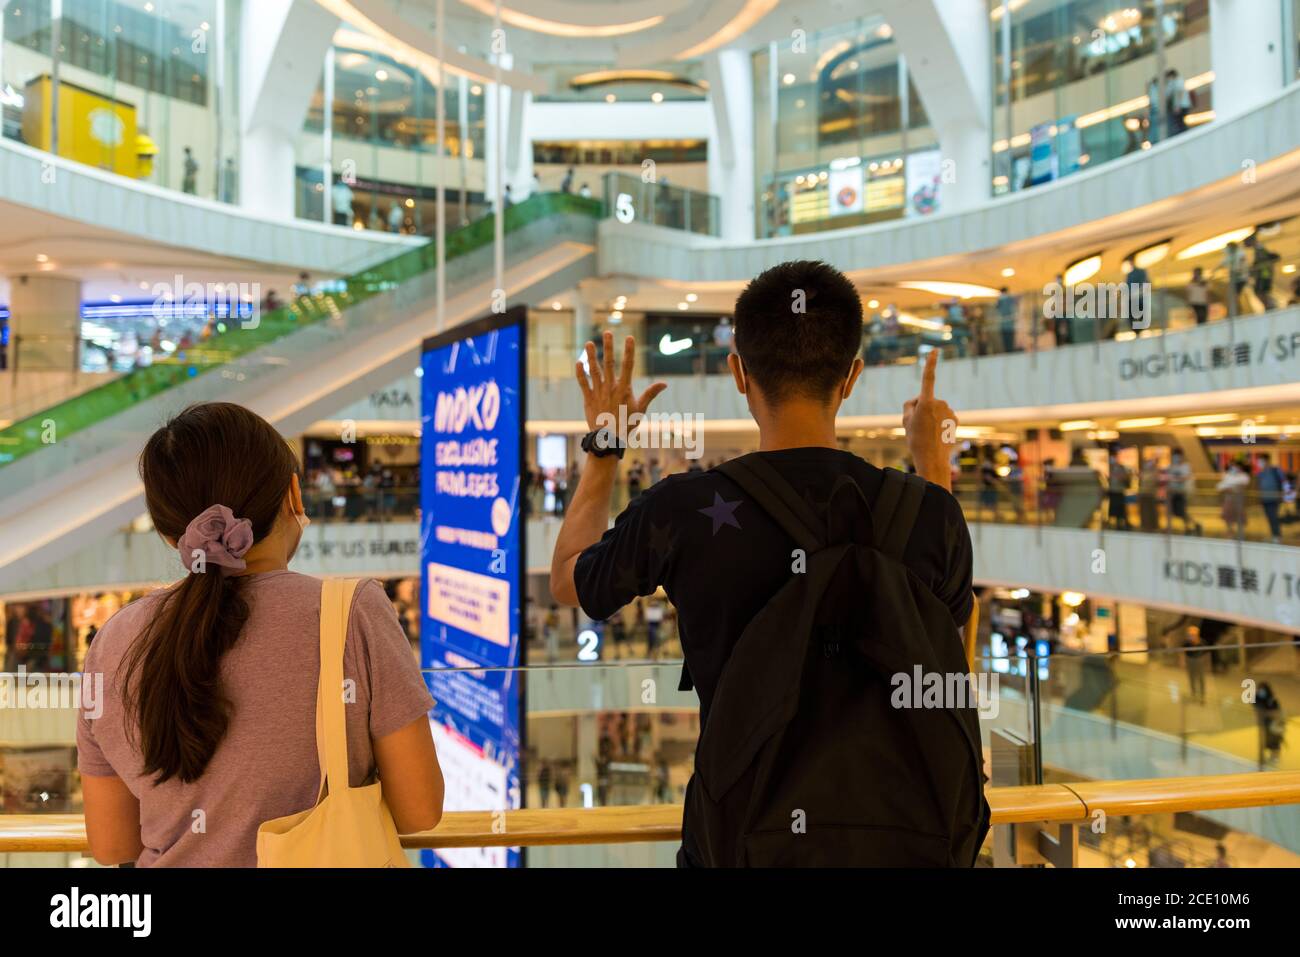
xmin=2 ymin=640 xmax=1297 ymax=866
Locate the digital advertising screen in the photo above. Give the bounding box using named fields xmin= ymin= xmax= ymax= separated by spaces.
xmin=419 ymin=307 xmax=526 ymax=868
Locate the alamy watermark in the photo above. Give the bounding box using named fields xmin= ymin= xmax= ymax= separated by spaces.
xmin=595 ymin=405 xmax=705 ymax=459
xmin=1043 ymin=281 xmax=1151 ymax=331
xmin=151 ymin=274 xmax=261 ymax=330
xmin=0 ymin=667 xmax=103 ymax=718
xmin=891 ymin=666 xmax=999 ymax=719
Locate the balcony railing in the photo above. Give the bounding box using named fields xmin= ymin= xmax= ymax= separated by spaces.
xmin=3 ymin=771 xmax=1298 ymax=866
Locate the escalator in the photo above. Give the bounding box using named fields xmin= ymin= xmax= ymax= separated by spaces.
xmin=0 ymin=193 xmax=602 ymax=589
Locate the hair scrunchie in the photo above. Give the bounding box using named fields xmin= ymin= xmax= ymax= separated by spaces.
xmin=177 ymin=504 xmax=254 ymax=572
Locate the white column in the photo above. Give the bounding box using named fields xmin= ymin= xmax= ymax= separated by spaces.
xmin=704 ymin=48 xmax=755 ymax=241
xmin=885 ymin=0 xmax=992 ymax=212
xmin=238 ymin=0 xmax=339 ymax=219
xmin=483 ymin=49 xmax=534 ymax=206
xmin=8 ymin=275 xmax=81 ymax=371
xmin=1210 ymin=0 xmax=1286 ymax=120
xmin=573 ymin=296 xmax=593 ymax=352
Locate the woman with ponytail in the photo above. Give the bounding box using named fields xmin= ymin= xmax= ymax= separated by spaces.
xmin=77 ymin=402 xmax=443 ymax=866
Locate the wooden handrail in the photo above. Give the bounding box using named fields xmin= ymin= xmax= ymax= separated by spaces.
xmin=3 ymin=771 xmax=1298 ymax=854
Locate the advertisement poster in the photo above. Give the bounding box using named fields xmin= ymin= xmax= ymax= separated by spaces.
xmin=420 ymin=308 xmax=526 ymax=868
xmin=1028 ymin=122 xmax=1058 ymax=186
xmin=827 ymin=164 xmax=865 ymax=216
xmin=905 ymin=147 xmax=944 ymax=216
xmin=1056 ymin=115 xmax=1082 ymax=177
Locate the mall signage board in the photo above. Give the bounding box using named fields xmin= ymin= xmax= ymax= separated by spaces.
xmin=419 ymin=307 xmax=527 ymax=867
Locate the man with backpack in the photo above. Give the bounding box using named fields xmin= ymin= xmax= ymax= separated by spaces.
xmin=1256 ymin=454 xmax=1287 ymax=543
xmin=550 ymin=260 xmax=989 ymax=867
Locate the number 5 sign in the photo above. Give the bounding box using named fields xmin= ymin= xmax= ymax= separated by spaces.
xmin=615 ymin=192 xmax=635 ymax=224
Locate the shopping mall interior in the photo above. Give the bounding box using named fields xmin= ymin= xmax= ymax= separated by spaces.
xmin=1 ymin=0 xmax=1300 ymax=888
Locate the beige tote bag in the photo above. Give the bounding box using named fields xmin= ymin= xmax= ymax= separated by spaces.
xmin=256 ymin=578 xmax=410 ymax=867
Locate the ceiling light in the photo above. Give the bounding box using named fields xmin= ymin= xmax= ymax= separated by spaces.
xmin=685 ymin=293 xmax=698 ymax=302
xmin=471 ymin=85 xmax=482 ymax=96
xmin=1175 ymin=227 xmax=1256 ymax=260
xmin=1116 ymin=417 xmax=1167 ymax=429
xmin=1063 ymin=253 xmax=1102 ymax=286
xmin=35 ymin=254 xmax=48 ymax=263
xmin=867 ymin=299 xmax=879 ymax=309
xmin=1130 ymin=240 xmax=1171 ymax=269
xmin=782 ymin=73 xmax=796 ymax=85
xmin=551 ymin=301 xmax=562 ymax=310
xmin=1059 ymin=420 xmax=1098 ymax=431
xmin=1060 ymin=591 xmax=1086 ymax=607
xmin=375 ymin=69 xmax=388 ymax=81
xmin=651 ymin=92 xmax=664 ymax=103
xmin=605 ymin=93 xmax=616 ymax=103
xmin=896 ymin=281 xmax=1002 ymax=299
xmin=1168 ymin=413 xmax=1237 ymax=426
xmin=677 ymin=302 xmax=689 ymax=311
xmin=455 ymin=0 xmax=664 ymax=38
xmin=1000 ymin=267 xmax=1015 ymax=278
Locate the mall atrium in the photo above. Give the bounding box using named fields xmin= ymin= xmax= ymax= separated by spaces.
xmin=0 ymin=0 xmax=1298 ymax=903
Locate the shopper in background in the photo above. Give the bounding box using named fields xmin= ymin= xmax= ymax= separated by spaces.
xmin=1217 ymin=459 xmax=1250 ymax=539
xmin=995 ymin=287 xmax=1017 ymax=353
xmin=1256 ymin=453 xmax=1287 ymax=544
xmin=77 ymin=402 xmax=442 ymax=866
xmin=1246 ymin=234 xmax=1280 ymax=311
xmin=1220 ymin=242 xmax=1249 ymax=317
xmin=1164 ymin=68 xmax=1190 ymax=136
xmin=1138 ymin=455 xmax=1161 ymax=532
xmin=1167 ymin=449 xmax=1202 ymax=535
xmin=1106 ymin=450 xmax=1132 ymax=530
xmin=331 ymin=178 xmax=355 ymax=227
xmin=182 ymin=146 xmax=199 ymax=195
xmin=1184 ymin=624 xmax=1210 ymax=705
xmin=1254 ymin=681 xmax=1285 ymax=767
xmin=1186 ymin=267 xmax=1209 ymax=325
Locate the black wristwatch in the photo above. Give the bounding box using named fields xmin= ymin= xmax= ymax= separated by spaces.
xmin=581 ymin=427 xmax=625 ymax=459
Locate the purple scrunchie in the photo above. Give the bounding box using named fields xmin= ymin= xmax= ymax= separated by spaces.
xmin=177 ymin=504 xmax=254 ymax=572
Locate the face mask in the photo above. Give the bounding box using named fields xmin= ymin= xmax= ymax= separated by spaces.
xmin=287 ymin=508 xmax=310 ymax=562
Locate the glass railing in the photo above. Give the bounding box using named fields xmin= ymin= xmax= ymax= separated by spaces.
xmin=0 ymin=192 xmax=603 ymax=469
xmin=523 ymin=471 xmax=1300 ymax=549
xmin=952 ymin=474 xmax=1297 ymax=547
xmin=601 ymin=171 xmax=720 ymax=236
xmin=526 ymin=210 xmax=1300 ymax=378
xmin=4 ymin=643 xmax=1298 ymax=866
xmin=301 ymin=485 xmax=421 ymax=525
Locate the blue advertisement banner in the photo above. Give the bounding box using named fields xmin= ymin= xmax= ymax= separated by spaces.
xmin=419 ymin=309 xmax=526 ymax=868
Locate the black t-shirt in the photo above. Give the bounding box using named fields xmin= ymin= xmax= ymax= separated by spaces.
xmin=574 ymin=448 xmax=974 ymax=725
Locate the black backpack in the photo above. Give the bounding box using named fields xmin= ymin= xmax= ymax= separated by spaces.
xmin=683 ymin=453 xmax=990 ymax=867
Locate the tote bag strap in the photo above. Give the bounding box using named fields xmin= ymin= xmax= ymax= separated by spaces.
xmin=315 ymin=578 xmax=361 ymax=800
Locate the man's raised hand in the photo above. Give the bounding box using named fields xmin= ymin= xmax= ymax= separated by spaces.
xmin=575 ymin=331 xmax=668 ymax=434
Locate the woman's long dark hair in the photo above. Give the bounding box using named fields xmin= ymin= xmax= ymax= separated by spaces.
xmin=125 ymin=402 xmax=298 ymax=784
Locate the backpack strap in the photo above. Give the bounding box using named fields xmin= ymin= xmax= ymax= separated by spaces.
xmin=716 ymin=454 xmax=826 ymax=554
xmin=874 ymin=469 xmax=927 ymax=561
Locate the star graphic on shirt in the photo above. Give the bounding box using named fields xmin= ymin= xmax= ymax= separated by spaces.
xmin=698 ymin=492 xmax=743 ymax=535
xmin=613 ymin=562 xmax=645 ymax=598
xmin=647 ymin=521 xmax=675 ymax=563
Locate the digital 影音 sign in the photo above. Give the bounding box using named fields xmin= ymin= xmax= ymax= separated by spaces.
xmin=419 ymin=307 xmax=525 ymax=868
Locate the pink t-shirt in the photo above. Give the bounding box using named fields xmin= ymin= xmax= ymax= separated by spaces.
xmin=77 ymin=571 xmax=434 ymax=867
